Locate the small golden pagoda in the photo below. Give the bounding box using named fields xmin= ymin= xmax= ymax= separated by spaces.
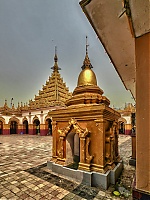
xmin=48 ymin=38 xmax=121 ymax=183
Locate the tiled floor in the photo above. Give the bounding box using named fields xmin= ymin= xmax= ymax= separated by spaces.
xmin=0 ymin=134 xmax=135 ymax=200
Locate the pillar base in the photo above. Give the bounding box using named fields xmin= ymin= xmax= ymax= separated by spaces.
xmin=90 ymin=163 xmax=108 ymax=173
xmin=78 ymin=162 xmax=91 ymax=172
xmin=129 ymin=158 xmax=136 ymax=166
xmin=132 ymin=176 xmax=150 ymax=199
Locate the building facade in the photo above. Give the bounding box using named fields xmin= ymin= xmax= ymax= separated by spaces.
xmin=118 ymin=103 xmax=136 ymax=135
xmin=0 ymin=51 xmax=72 ymax=136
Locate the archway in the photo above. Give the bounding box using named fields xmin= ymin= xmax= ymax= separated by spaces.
xmin=10 ymin=121 xmax=18 ymax=134
xmin=65 ymin=132 xmax=80 ymax=169
xmin=33 ymin=119 xmax=40 ymax=135
xmin=23 ymin=120 xmax=28 ymax=134
xmin=56 ymin=119 xmax=91 ymax=169
xmin=118 ymin=117 xmax=127 ymax=134
xmin=45 ymin=118 xmax=52 ymax=135
xmin=0 ymin=121 xmax=3 ymax=134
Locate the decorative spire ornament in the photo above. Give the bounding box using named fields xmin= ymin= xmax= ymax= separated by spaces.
xmin=51 ymin=46 xmax=61 ymax=72
xmin=82 ymin=36 xmax=93 ymax=70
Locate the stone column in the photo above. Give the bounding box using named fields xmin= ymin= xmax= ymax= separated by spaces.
xmin=3 ymin=124 xmax=10 ymax=135
xmin=135 ymin=32 xmax=150 ymax=192
xmin=105 ymin=131 xmax=111 ymax=164
xmin=29 ymin=112 xmax=32 ymax=124
xmin=108 ymin=124 xmax=115 ymax=169
xmin=40 ymin=111 xmax=44 ymax=124
xmin=113 ymin=121 xmax=119 ymax=162
xmin=110 ymin=135 xmax=114 ymax=163
xmin=78 ymin=137 xmax=91 ymax=171
xmin=51 ymin=121 xmax=57 ymax=161
xmin=80 ymin=137 xmax=86 ymax=163
xmin=125 ymin=124 xmax=131 ymax=135
xmin=91 ymin=118 xmax=106 ymax=173
xmin=18 ymin=124 xmax=23 ymax=134
xmin=40 ymin=124 xmax=47 ymax=136
xmin=28 ymin=124 xmax=34 ymax=135
xmin=59 ymin=136 xmax=64 ymax=159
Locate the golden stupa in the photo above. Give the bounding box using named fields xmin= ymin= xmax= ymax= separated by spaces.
xmin=66 ymin=40 xmax=109 ymax=106
xmin=49 ymin=37 xmax=121 ymax=183
xmin=77 ymin=50 xmax=97 ymax=87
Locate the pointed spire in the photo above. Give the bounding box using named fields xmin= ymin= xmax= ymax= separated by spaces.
xmin=4 ymin=99 xmax=7 ymax=107
xmin=86 ymin=35 xmax=89 ymax=55
xmin=5 ymin=99 xmax=7 ymax=105
xmin=18 ymin=102 xmax=20 ymax=109
xmin=51 ymin=46 xmax=61 ymax=72
xmin=21 ymin=102 xmax=23 ymax=108
xmin=12 ymin=104 xmax=15 ymax=110
xmin=54 ymin=46 xmax=58 ymax=63
xmin=82 ymin=36 xmax=93 ymax=70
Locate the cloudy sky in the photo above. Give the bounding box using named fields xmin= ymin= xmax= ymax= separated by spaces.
xmin=0 ymin=0 xmax=134 ymax=108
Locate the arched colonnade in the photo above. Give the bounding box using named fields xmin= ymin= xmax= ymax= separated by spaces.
xmin=0 ymin=115 xmax=52 ymax=136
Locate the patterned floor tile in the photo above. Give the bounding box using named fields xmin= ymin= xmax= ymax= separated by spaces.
xmin=0 ymin=134 xmax=134 ymax=200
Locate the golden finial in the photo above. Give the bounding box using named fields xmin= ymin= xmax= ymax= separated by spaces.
xmin=51 ymin=46 xmax=61 ymax=72
xmin=21 ymin=102 xmax=23 ymax=107
xmin=86 ymin=35 xmax=89 ymax=55
xmin=12 ymin=104 xmax=15 ymax=110
xmin=82 ymin=36 xmax=93 ymax=70
xmin=18 ymin=102 xmax=20 ymax=108
xmin=4 ymin=99 xmax=8 ymax=109
xmin=4 ymin=99 xmax=7 ymax=105
xmin=54 ymin=46 xmax=58 ymax=62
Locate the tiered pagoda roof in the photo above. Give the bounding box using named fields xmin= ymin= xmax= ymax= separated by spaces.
xmin=0 ymin=48 xmax=72 ymax=113
xmin=28 ymin=48 xmax=72 ymax=110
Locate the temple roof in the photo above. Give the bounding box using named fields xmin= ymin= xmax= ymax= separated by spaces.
xmin=0 ymin=49 xmax=72 ymax=113
xmin=28 ymin=49 xmax=72 ymax=110
xmin=0 ymin=100 xmax=22 ymax=116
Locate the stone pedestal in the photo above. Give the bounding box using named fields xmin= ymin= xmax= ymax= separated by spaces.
xmin=47 ymin=160 xmax=123 ymax=190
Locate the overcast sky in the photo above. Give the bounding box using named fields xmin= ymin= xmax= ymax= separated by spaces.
xmin=0 ymin=0 xmax=134 ymax=108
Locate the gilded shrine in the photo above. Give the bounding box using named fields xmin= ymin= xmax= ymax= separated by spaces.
xmin=48 ymin=40 xmax=122 ymax=188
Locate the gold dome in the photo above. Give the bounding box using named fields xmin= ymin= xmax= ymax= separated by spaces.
xmin=77 ymin=36 xmax=97 ymax=86
xmin=77 ymin=67 xmax=97 ymax=86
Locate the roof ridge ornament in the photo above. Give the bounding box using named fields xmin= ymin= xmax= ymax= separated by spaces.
xmin=51 ymin=46 xmax=61 ymax=72
xmin=82 ymin=36 xmax=93 ymax=70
